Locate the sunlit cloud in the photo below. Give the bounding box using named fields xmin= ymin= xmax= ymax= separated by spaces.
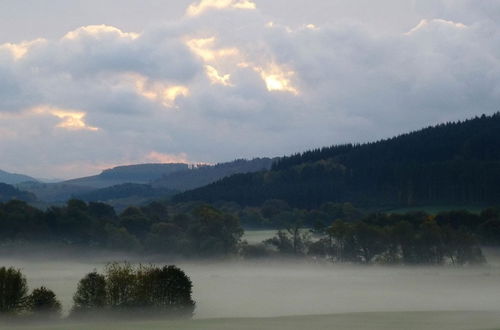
xmin=186 ymin=37 xmax=239 ymax=62
xmin=405 ymin=19 xmax=467 ymax=35
xmin=254 ymin=64 xmax=299 ymax=95
xmin=205 ymin=65 xmax=232 ymax=86
xmin=0 ymin=38 xmax=46 ymax=60
xmin=63 ymin=25 xmax=140 ymax=40
xmin=132 ymin=74 xmax=189 ymax=108
xmin=146 ymin=151 xmax=190 ymax=164
xmin=31 ymin=106 xmax=99 ymax=131
xmin=186 ymin=0 xmax=256 ymax=17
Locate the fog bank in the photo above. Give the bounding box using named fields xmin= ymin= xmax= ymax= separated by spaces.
xmin=1 ymin=251 xmax=499 ymax=319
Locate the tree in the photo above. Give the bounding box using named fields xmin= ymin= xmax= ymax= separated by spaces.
xmin=27 ymin=287 xmax=61 ymax=319
xmin=71 ymin=271 xmax=107 ymax=316
xmin=105 ymin=262 xmax=136 ymax=309
xmin=352 ymin=222 xmax=386 ymax=263
xmin=0 ymin=267 xmax=28 ymax=315
xmin=328 ymin=220 xmax=350 ymax=262
xmin=135 ymin=265 xmax=195 ymax=317
xmin=264 ymin=231 xmax=295 ymax=254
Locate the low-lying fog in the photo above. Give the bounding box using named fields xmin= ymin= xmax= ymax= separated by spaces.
xmin=1 ymin=249 xmax=500 ymax=319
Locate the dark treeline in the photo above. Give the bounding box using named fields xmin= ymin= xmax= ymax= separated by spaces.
xmin=174 ymin=113 xmax=500 ymax=208
xmin=261 ymin=212 xmax=486 ymax=265
xmin=1 ymin=198 xmax=499 ymax=264
xmin=0 ymin=263 xmax=195 ymax=322
xmin=0 ymin=199 xmax=242 ymax=257
xmin=230 ymin=200 xmax=499 ymax=265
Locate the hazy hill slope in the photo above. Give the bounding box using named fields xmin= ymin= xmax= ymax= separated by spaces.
xmin=0 ymin=169 xmax=37 ymax=184
xmin=0 ymin=183 xmax=36 ymax=202
xmin=64 ymin=163 xmax=189 ymax=189
xmin=20 ymin=160 xmax=274 ymax=203
xmin=153 ymin=158 xmax=275 ymax=191
xmin=174 ymin=113 xmax=500 ymax=208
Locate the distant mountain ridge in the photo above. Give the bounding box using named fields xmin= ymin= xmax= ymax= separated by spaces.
xmin=20 ymin=158 xmax=276 ymax=205
xmin=64 ymin=163 xmax=189 ymax=189
xmin=174 ymin=113 xmax=500 ymax=209
xmin=0 ymin=169 xmax=37 ymax=185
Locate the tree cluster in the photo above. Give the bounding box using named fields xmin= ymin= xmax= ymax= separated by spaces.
xmin=0 ymin=267 xmax=61 ymax=320
xmin=71 ymin=263 xmax=195 ymax=319
xmin=250 ymin=210 xmax=489 ymax=265
xmin=0 ymin=263 xmax=195 ymax=322
xmin=0 ymin=199 xmax=243 ymax=257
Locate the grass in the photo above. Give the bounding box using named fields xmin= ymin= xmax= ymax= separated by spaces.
xmin=3 ymin=311 xmax=500 ymax=330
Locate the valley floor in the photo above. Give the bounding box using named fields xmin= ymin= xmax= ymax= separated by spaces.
xmin=3 ymin=311 xmax=500 ymax=330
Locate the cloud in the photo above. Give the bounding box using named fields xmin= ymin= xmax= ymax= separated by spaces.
xmin=186 ymin=0 xmax=256 ymax=17
xmin=146 ymin=151 xmax=190 ymax=164
xmin=31 ymin=105 xmax=99 ymax=131
xmin=1 ymin=1 xmax=500 ymax=178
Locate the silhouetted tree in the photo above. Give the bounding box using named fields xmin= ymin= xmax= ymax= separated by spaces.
xmin=0 ymin=267 xmax=28 ymax=315
xmin=71 ymin=271 xmax=107 ymax=316
xmin=27 ymin=287 xmax=61 ymax=319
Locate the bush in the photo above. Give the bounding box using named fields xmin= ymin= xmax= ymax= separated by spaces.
xmin=27 ymin=287 xmax=61 ymax=319
xmin=0 ymin=267 xmax=28 ymax=315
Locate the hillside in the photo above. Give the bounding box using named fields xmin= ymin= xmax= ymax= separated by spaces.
xmin=0 ymin=169 xmax=37 ymax=185
xmin=18 ymin=163 xmax=188 ymax=203
xmin=0 ymin=183 xmax=36 ymax=202
xmin=152 ymin=158 xmax=275 ymax=191
xmin=64 ymin=163 xmax=189 ymax=189
xmin=174 ymin=113 xmax=500 ymax=209
xmin=20 ymin=159 xmax=275 ymax=203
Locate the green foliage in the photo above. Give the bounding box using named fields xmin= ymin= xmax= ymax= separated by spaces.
xmin=27 ymin=287 xmax=62 ymax=319
xmin=0 ymin=267 xmax=28 ymax=315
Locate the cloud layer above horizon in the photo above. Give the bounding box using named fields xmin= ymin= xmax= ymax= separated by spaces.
xmin=1 ymin=0 xmax=500 ymax=178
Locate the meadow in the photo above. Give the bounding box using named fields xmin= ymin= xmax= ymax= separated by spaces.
xmin=2 ymin=311 xmax=500 ymax=330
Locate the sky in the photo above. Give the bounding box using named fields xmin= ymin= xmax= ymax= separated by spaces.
xmin=0 ymin=0 xmax=499 ymax=179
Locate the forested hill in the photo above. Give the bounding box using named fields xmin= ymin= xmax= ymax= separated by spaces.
xmin=174 ymin=113 xmax=500 ymax=209
xmin=152 ymin=158 xmax=276 ymax=191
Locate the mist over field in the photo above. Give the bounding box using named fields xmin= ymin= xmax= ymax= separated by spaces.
xmin=1 ymin=249 xmax=499 ymax=320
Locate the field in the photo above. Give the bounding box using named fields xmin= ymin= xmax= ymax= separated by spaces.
xmin=1 ymin=248 xmax=500 ymax=329
xmin=2 ymin=312 xmax=500 ymax=330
